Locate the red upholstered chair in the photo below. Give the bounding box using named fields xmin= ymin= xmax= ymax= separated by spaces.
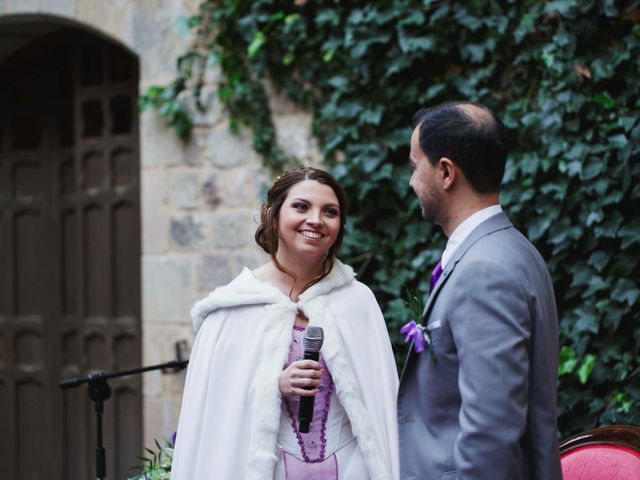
xmin=560 ymin=424 xmax=640 ymax=480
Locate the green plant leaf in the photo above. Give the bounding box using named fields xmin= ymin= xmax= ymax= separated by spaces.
xmin=558 ymin=346 xmax=577 ymax=376
xmin=247 ymin=31 xmax=267 ymax=58
xmin=577 ymin=354 xmax=597 ymax=384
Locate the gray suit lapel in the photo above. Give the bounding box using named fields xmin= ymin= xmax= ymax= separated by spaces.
xmin=421 ymin=212 xmax=514 ymax=323
xmin=401 ymin=213 xmax=514 ymax=381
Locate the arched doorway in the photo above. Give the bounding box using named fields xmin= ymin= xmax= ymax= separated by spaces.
xmin=0 ymin=21 xmax=141 ymax=479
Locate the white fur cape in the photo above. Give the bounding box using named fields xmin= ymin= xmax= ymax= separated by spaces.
xmin=170 ymin=260 xmax=399 ymax=480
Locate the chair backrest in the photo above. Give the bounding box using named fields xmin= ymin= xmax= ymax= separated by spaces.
xmin=560 ymin=425 xmax=640 ymax=480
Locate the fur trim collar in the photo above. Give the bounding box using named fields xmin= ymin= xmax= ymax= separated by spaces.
xmin=191 ymin=259 xmax=356 ymax=333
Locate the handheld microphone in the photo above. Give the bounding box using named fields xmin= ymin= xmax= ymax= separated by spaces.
xmin=298 ymin=326 xmax=324 ymax=433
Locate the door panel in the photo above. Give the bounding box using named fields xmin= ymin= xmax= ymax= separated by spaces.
xmin=0 ymin=28 xmax=141 ymax=480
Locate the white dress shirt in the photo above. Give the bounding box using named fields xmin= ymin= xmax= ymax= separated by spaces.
xmin=441 ymin=205 xmax=503 ymax=268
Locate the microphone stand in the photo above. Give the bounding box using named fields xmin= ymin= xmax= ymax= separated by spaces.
xmin=59 ymin=341 xmax=189 ymax=480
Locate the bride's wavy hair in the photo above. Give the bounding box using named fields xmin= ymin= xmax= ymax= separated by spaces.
xmin=255 ymin=167 xmax=348 ymax=292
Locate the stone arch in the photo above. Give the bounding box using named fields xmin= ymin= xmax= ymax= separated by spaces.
xmin=0 ymin=2 xmax=195 ymax=83
xmin=0 ymin=12 xmax=138 ymax=62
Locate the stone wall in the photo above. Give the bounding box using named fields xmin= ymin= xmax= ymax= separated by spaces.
xmin=140 ymin=96 xmax=271 ymax=447
xmin=1 ymin=0 xmax=321 ymax=450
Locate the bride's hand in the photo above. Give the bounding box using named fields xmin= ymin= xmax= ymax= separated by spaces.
xmin=279 ymin=360 xmax=323 ymax=396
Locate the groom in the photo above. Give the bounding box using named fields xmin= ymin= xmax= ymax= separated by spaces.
xmin=398 ymin=101 xmax=562 ymax=480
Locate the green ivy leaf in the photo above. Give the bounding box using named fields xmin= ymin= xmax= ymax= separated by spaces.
xmin=613 ymin=391 xmax=633 ymax=414
xmin=592 ymin=91 xmax=616 ymax=109
xmin=559 ymin=346 xmax=578 ymax=376
xmin=577 ymin=354 xmax=597 ymax=384
xmin=398 ymin=34 xmax=436 ymax=53
xmin=247 ymin=31 xmax=267 ymax=58
xmin=611 ymin=279 xmax=640 ymax=307
xmin=608 ymin=133 xmax=628 ymax=149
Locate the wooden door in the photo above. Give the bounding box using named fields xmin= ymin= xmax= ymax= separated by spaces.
xmin=0 ymin=28 xmax=141 ymax=480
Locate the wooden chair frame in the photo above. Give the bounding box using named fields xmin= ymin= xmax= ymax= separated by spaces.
xmin=560 ymin=425 xmax=640 ymax=456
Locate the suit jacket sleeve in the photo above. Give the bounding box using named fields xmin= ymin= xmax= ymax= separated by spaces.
xmin=447 ymin=259 xmax=531 ymax=480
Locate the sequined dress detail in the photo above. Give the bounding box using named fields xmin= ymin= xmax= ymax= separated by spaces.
xmin=282 ymin=325 xmax=334 ymax=462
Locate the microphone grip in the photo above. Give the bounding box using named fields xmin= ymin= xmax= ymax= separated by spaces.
xmin=298 ymin=350 xmax=320 ymax=433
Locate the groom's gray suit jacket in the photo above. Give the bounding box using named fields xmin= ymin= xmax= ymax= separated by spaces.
xmin=398 ymin=212 xmax=562 ymax=480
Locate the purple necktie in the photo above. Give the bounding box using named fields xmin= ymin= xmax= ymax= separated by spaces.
xmin=430 ymin=261 xmax=443 ymax=292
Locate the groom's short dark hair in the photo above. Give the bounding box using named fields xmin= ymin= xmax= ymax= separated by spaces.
xmin=413 ymin=101 xmax=508 ymax=194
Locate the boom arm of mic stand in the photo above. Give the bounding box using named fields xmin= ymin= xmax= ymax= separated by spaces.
xmin=58 ymin=345 xmax=190 ymax=479
xmin=58 ymin=359 xmax=189 ymax=390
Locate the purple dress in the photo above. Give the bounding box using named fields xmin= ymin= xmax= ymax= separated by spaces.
xmin=280 ymin=325 xmax=338 ymax=479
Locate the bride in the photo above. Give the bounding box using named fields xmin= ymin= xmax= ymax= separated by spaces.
xmin=170 ymin=167 xmax=399 ymax=480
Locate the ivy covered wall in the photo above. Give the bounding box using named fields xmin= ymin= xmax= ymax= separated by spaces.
xmin=143 ymin=0 xmax=640 ymax=437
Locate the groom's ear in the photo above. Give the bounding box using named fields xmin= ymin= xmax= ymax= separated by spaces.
xmin=438 ymin=157 xmax=456 ymax=191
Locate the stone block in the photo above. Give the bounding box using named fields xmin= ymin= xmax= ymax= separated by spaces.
xmin=197 ymin=253 xmax=232 ymax=291
xmin=142 ymin=169 xmax=168 ymax=254
xmin=142 ymin=323 xmax=193 ymax=396
xmin=142 ymin=206 xmax=169 ymax=257
xmin=131 ymin=1 xmax=195 ymax=82
xmin=169 ymin=212 xmax=210 ymax=250
xmin=274 ymin=113 xmax=321 ymax=164
xmin=265 ymin=80 xmax=298 ymax=115
xmin=143 ymin=397 xmax=178 ymax=449
xmin=201 ymin=174 xmax=222 ymax=207
xmin=218 ymin=165 xmax=267 ymax=207
xmin=168 ymin=172 xmax=199 ymax=209
xmin=142 ymin=397 xmax=163 ymax=446
xmin=233 ymin=248 xmax=269 ymax=274
xmin=181 ymin=0 xmax=202 ymax=12
xmin=140 ymin=110 xmax=184 ymax=167
xmin=179 ymin=85 xmax=222 ymax=127
xmin=165 ymin=396 xmax=181 ymax=433
xmin=142 ymin=332 xmax=163 ymax=397
xmin=202 ymin=64 xmax=222 ymax=85
xmin=207 ymin=125 xmax=252 ymax=168
xmin=6 ymin=0 xmax=38 ymax=12
xmin=211 ymin=210 xmax=254 ymax=248
xmin=183 ymin=129 xmax=207 ymax=166
xmin=75 ymin=1 xmax=128 ymax=46
xmin=39 ymin=0 xmax=75 ymax=16
xmin=141 ymin=321 xmax=194 ymax=448
xmin=143 ymin=255 xmax=193 ymax=321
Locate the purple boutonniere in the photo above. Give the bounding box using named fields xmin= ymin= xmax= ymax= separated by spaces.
xmin=400 ymin=320 xmax=436 ymax=360
xmin=400 ymin=289 xmax=437 ymax=360
xmin=400 ymin=320 xmax=429 ymax=352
